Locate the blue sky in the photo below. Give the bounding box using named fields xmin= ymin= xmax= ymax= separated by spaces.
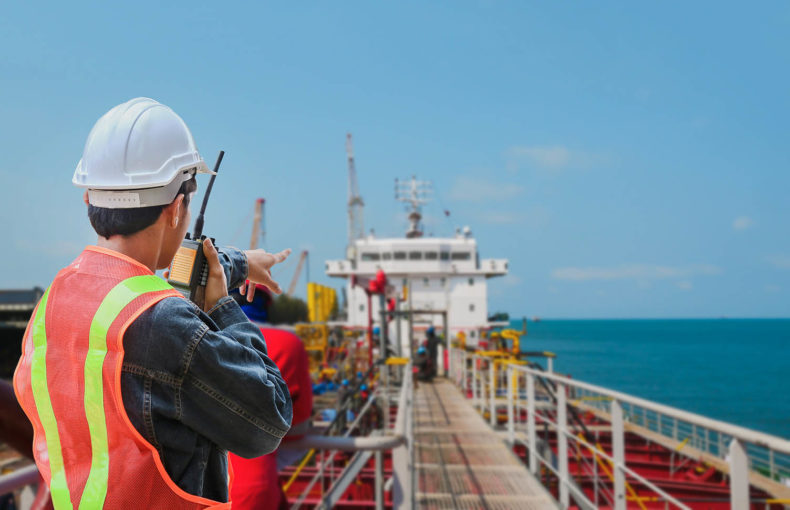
xmin=1 ymin=2 xmax=788 ymax=318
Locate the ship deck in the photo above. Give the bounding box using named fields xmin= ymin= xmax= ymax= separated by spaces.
xmin=414 ymin=379 xmax=558 ymax=509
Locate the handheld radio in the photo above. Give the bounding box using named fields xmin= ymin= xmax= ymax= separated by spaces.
xmin=167 ymin=150 xmax=225 ymax=308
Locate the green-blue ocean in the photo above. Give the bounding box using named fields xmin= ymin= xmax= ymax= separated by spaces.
xmin=512 ymin=319 xmax=790 ymax=438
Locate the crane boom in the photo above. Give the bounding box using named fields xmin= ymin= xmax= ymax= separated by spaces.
xmin=249 ymin=198 xmax=265 ymax=250
xmin=287 ymin=250 xmax=309 ymax=296
xmin=346 ymin=133 xmax=364 ymax=247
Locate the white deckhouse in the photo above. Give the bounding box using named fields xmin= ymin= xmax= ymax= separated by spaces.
xmin=325 ymin=176 xmax=508 ymax=352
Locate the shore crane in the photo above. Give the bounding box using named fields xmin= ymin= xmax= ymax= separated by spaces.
xmin=287 ymin=250 xmax=309 ymax=296
xmin=346 ymin=133 xmax=364 ymax=259
xmin=249 ymin=198 xmax=265 ymax=249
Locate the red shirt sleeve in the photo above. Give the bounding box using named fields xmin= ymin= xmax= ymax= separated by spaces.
xmin=260 ymin=328 xmax=313 ymax=430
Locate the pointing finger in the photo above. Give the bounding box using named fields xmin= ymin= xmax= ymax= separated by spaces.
xmin=272 ymin=249 xmax=292 ymax=265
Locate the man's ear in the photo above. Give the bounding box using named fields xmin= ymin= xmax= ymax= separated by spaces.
xmin=164 ymin=194 xmax=185 ymax=229
xmin=83 ymin=191 xmax=90 ymax=206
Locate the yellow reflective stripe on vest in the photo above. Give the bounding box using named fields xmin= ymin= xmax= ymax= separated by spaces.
xmin=80 ymin=275 xmax=175 ymax=510
xmin=29 ymin=288 xmax=74 ymax=510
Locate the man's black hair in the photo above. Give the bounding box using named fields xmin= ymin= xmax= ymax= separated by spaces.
xmin=88 ymin=177 xmax=197 ymax=239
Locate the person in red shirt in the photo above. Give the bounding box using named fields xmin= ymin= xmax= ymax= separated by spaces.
xmin=229 ymin=325 xmax=313 ymax=510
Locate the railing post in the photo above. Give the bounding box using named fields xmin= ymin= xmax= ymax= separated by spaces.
xmin=490 ymin=361 xmax=497 ymax=427
xmin=611 ymin=399 xmax=626 ymax=510
xmin=381 ymin=389 xmax=390 ymax=433
xmin=444 ymin=313 xmax=450 ymax=377
xmin=557 ymin=382 xmax=569 ymax=508
xmin=547 ymin=356 xmax=554 ymax=374
xmin=375 ymin=451 xmax=384 ymax=510
xmin=728 ymin=439 xmax=749 ymax=510
xmin=593 ymin=450 xmax=599 ymax=506
xmin=472 ymin=357 xmax=478 ymax=411
xmin=392 ymin=368 xmax=413 ymax=510
xmin=507 ymin=365 xmax=515 ymax=445
xmin=527 ymin=372 xmax=537 ymax=474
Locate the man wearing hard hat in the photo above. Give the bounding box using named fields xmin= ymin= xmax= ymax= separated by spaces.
xmin=14 ymin=98 xmax=292 ymax=509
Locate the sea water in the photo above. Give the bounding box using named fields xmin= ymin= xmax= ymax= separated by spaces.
xmin=511 ymin=319 xmax=790 ymax=438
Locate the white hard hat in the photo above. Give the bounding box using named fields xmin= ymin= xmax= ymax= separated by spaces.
xmin=73 ymin=97 xmax=214 ymax=208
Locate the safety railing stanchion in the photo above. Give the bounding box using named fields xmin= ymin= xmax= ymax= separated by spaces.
xmin=375 ymin=450 xmax=383 ymax=510
xmin=472 ymin=356 xmax=478 ymax=411
xmin=527 ymin=371 xmax=537 ymax=474
xmin=507 ymin=365 xmax=515 ymax=446
xmin=557 ymin=382 xmax=570 ymax=508
xmin=490 ymin=360 xmax=496 ymax=427
xmin=392 ymin=364 xmax=413 ymax=510
xmin=729 ymin=439 xmax=749 ymax=510
xmin=612 ymin=399 xmax=626 ymax=510
xmin=461 ymin=351 xmax=467 ymax=392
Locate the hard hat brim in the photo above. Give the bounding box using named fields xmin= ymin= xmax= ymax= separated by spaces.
xmin=85 ymin=166 xmax=200 ymax=209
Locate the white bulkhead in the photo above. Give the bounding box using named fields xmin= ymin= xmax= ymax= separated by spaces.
xmin=326 ymin=231 xmax=508 ymax=351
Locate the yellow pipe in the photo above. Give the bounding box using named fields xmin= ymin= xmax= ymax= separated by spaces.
xmin=579 ymin=436 xmax=647 ymax=510
xmin=283 ymin=448 xmax=316 ymax=492
xmin=674 ymin=437 xmax=690 ymax=452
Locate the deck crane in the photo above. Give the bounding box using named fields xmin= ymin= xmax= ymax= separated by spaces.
xmin=249 ymin=198 xmax=265 ymax=249
xmin=287 ymin=250 xmax=309 ymax=296
xmin=346 ymin=133 xmax=364 ymax=260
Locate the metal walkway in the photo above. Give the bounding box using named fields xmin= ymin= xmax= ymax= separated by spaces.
xmin=414 ymin=379 xmax=558 ymax=510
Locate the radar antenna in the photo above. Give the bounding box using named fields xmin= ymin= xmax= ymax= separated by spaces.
xmin=395 ymin=175 xmax=432 ymax=238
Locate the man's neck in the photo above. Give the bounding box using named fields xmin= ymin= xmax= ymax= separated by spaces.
xmin=97 ymin=229 xmax=162 ymax=273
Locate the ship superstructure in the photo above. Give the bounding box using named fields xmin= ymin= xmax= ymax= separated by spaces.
xmin=326 ymin=175 xmax=508 ymax=352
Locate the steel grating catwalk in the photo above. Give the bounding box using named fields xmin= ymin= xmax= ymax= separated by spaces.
xmin=414 ymin=380 xmax=558 ymax=509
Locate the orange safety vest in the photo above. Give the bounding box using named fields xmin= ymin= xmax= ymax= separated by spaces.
xmin=13 ymin=246 xmax=232 ymax=510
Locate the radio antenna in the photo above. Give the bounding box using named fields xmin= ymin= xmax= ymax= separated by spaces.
xmin=192 ymin=150 xmax=224 ymax=239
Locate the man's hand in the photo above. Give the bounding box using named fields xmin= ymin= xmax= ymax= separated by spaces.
xmin=203 ymin=238 xmax=229 ymax=312
xmin=239 ymin=248 xmax=292 ymax=301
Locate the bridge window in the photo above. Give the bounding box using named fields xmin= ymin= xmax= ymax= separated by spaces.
xmin=394 ymin=251 xmax=406 ymax=260
xmin=469 ymin=304 xmax=475 ymax=312
xmin=382 ymin=252 xmax=392 ymax=260
xmin=440 ymin=252 xmax=450 ymax=261
xmin=409 ymin=251 xmax=422 ymax=260
xmin=425 ymin=252 xmax=438 ymax=260
xmin=451 ymin=252 xmax=471 ymax=261
xmin=423 ymin=278 xmax=429 ymax=286
xmin=360 ymin=252 xmax=380 ymax=261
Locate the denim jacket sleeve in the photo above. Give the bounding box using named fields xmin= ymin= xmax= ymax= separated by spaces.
xmin=217 ymin=246 xmax=249 ymax=290
xmin=123 ymin=246 xmax=292 ymax=460
xmin=171 ymin=295 xmax=292 ymax=457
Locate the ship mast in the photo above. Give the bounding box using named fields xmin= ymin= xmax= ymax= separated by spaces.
xmin=395 ymin=176 xmax=431 ymax=238
xmin=346 ymin=133 xmax=365 ymax=259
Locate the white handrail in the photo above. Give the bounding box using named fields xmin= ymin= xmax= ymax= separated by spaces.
xmin=450 ymin=348 xmax=790 ymax=510
xmin=510 ymin=362 xmax=790 ymax=454
xmin=0 ymin=464 xmax=38 ymax=496
xmin=280 ymin=434 xmax=406 ymax=451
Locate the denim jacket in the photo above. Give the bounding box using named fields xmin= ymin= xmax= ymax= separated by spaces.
xmin=120 ymin=247 xmax=292 ymax=502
